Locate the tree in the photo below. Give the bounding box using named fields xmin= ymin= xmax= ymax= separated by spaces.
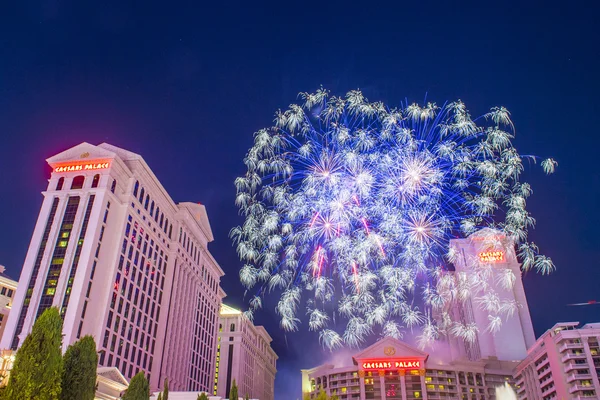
xmin=162 ymin=378 xmax=169 ymax=400
xmin=4 ymin=307 xmax=63 ymax=400
xmin=157 ymin=393 xmax=162 ymax=400
xmin=229 ymin=379 xmax=238 ymax=400
xmin=60 ymin=335 xmax=98 ymax=400
xmin=197 ymin=393 xmax=208 ymax=400
xmin=122 ymin=372 xmax=149 ymax=400
xmin=245 ymin=394 xmax=250 ymax=400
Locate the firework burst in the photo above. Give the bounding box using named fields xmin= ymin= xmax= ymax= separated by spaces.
xmin=232 ymin=88 xmax=555 ymax=350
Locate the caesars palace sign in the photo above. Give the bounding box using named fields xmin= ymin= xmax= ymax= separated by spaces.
xmin=361 ymin=359 xmax=421 ymax=371
xmin=53 ymin=161 xmax=111 ymax=173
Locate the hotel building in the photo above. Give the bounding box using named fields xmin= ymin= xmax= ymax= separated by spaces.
xmin=302 ymin=337 xmax=518 ymax=400
xmin=0 ymin=142 xmax=225 ymax=393
xmin=0 ymin=267 xmax=17 ymax=341
xmin=514 ymin=322 xmax=600 ymax=400
xmin=215 ymin=304 xmax=277 ymax=400
xmin=302 ymin=230 xmax=531 ymax=400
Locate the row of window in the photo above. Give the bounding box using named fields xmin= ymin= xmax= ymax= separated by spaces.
xmin=133 ymin=181 xmax=173 ymax=239
xmin=56 ymin=175 xmax=117 ymax=193
xmin=100 ymin=212 xmax=167 ymax=380
xmin=12 ymin=198 xmax=60 ymax=349
xmin=0 ymin=287 xmax=14 ymax=298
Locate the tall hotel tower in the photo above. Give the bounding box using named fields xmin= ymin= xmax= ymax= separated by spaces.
xmin=443 ymin=228 xmax=537 ymax=362
xmin=0 ymin=143 xmax=225 ymax=392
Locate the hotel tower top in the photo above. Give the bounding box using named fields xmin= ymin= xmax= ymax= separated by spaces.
xmin=0 ymin=142 xmax=225 ymax=392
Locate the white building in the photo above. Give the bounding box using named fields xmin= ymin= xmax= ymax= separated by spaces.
xmin=0 ymin=266 xmax=17 ymax=342
xmin=301 ymin=336 xmax=518 ymax=400
xmin=215 ymin=304 xmax=277 ymax=400
xmin=0 ymin=142 xmax=225 ymax=393
xmin=302 ymin=230 xmax=534 ymax=400
xmin=441 ymin=229 xmax=536 ymax=363
xmin=514 ymin=322 xmax=600 ymax=400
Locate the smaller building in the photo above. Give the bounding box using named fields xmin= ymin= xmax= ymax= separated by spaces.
xmin=0 ymin=266 xmax=17 ymax=342
xmin=302 ymin=337 xmax=518 ymax=400
xmin=215 ymin=304 xmax=277 ymax=400
xmin=514 ymin=322 xmax=600 ymax=400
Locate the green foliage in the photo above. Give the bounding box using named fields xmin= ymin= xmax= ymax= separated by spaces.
xmin=157 ymin=393 xmax=162 ymax=400
xmin=230 ymin=379 xmax=238 ymax=400
xmin=245 ymin=393 xmax=250 ymax=400
xmin=315 ymin=389 xmax=328 ymax=400
xmin=162 ymin=378 xmax=169 ymax=400
xmin=122 ymin=372 xmax=149 ymax=400
xmin=306 ymin=390 xmax=338 ymax=400
xmin=197 ymin=393 xmax=208 ymax=400
xmin=60 ymin=335 xmax=98 ymax=400
xmin=4 ymin=307 xmax=63 ymax=400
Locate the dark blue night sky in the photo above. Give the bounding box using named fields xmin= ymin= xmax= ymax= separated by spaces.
xmin=0 ymin=1 xmax=599 ymax=398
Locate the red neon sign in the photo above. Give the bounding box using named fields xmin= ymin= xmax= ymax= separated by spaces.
xmin=478 ymin=251 xmax=505 ymax=263
xmin=361 ymin=359 xmax=421 ymax=370
xmin=54 ymin=160 xmax=111 ymax=173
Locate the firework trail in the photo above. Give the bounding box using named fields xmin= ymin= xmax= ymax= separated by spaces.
xmin=232 ymin=88 xmax=556 ymax=349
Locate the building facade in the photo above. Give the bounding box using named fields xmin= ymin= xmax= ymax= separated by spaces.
xmin=0 ymin=266 xmax=17 ymax=342
xmin=514 ymin=322 xmax=600 ymax=400
xmin=0 ymin=142 xmax=225 ymax=392
xmin=215 ymin=304 xmax=277 ymax=400
xmin=440 ymin=229 xmax=536 ymax=363
xmin=302 ymin=230 xmax=536 ymax=400
xmin=301 ymin=337 xmax=517 ymax=400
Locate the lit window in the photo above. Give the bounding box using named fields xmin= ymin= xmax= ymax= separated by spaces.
xmin=415 ymin=391 xmax=421 ymax=398
xmin=62 ymin=232 xmax=69 ymax=238
xmin=427 ymin=384 xmax=435 ymax=390
xmin=59 ymin=241 xmax=68 ymax=248
xmin=46 ymin=288 xmax=55 ymax=295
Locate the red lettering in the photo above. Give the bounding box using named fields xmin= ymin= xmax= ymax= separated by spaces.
xmin=54 ymin=160 xmax=111 ymax=173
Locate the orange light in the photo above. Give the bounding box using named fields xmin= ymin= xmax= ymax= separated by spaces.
xmin=478 ymin=250 xmax=505 ymax=263
xmin=361 ymin=359 xmax=421 ymax=370
xmin=53 ymin=160 xmax=111 ymax=173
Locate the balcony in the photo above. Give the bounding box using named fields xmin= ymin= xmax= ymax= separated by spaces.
xmin=562 ymin=352 xmax=588 ymax=363
xmin=535 ymin=357 xmax=550 ymax=370
xmin=515 ymin=375 xmax=525 ymax=386
xmin=541 ymin=385 xmax=556 ymax=395
xmin=568 ymin=374 xmax=593 ymax=383
xmin=559 ymin=342 xmax=584 ymax=353
xmin=538 ymin=367 xmax=552 ymax=380
xmin=570 ymin=384 xmax=594 ymax=394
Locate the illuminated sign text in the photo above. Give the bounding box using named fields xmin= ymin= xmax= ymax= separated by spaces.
xmin=54 ymin=161 xmax=111 ymax=173
xmin=362 ymin=360 xmax=421 ymax=370
xmin=478 ymin=251 xmax=504 ymax=263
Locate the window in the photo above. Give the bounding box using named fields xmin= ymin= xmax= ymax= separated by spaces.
xmin=150 ymin=201 xmax=154 ymax=216
xmin=144 ymin=195 xmax=149 ymax=210
xmin=71 ymin=176 xmax=85 ymax=189
xmin=110 ymin=179 xmax=117 ymax=193
xmin=56 ymin=177 xmax=64 ymax=191
xmin=91 ymin=174 xmax=100 ymax=188
xmin=230 ymin=323 xmax=235 ymax=332
xmin=133 ymin=181 xmax=139 ymax=197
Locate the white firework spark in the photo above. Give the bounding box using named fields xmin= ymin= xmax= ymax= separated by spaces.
xmin=233 ymin=89 xmax=556 ymax=348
